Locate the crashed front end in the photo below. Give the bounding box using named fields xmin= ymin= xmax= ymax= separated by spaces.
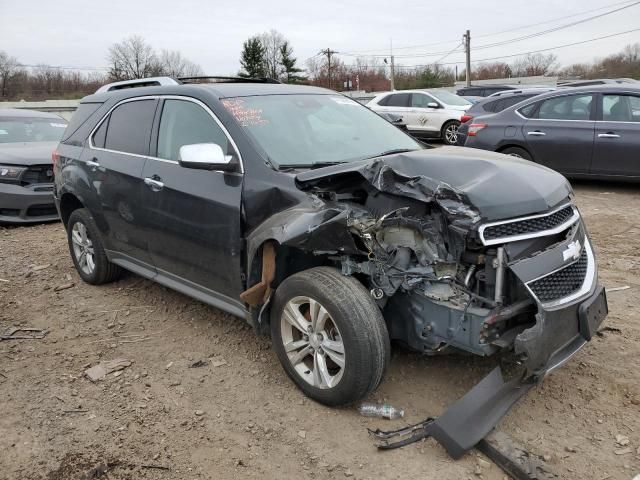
xmin=273 ymin=153 xmax=608 ymax=457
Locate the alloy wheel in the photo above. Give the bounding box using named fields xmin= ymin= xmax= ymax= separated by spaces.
xmin=71 ymin=221 xmax=95 ymax=275
xmin=280 ymin=296 xmax=345 ymax=389
xmin=445 ymin=123 xmax=458 ymax=144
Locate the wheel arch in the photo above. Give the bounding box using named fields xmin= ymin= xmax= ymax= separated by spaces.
xmin=496 ymin=143 xmax=533 ymax=159
xmin=243 ymin=239 xmax=339 ymax=333
xmin=59 ymin=192 xmax=85 ymax=229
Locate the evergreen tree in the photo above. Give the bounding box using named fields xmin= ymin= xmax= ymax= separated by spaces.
xmin=239 ymin=37 xmax=266 ymax=78
xmin=279 ymin=42 xmax=306 ymax=84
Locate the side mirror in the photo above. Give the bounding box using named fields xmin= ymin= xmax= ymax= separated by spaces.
xmin=178 ymin=143 xmax=237 ymax=172
xmin=427 ymin=102 xmax=440 ymax=109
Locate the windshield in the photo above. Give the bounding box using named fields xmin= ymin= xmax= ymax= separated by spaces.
xmin=0 ymin=117 xmax=68 ymax=143
xmin=428 ymin=90 xmax=471 ymax=107
xmin=222 ymin=94 xmax=420 ymax=168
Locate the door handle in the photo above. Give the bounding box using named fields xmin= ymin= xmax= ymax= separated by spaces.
xmin=86 ymin=158 xmax=100 ymax=168
xmin=527 ymin=131 xmax=546 ymax=136
xmin=144 ymin=177 xmax=164 ymax=191
xmin=598 ymin=133 xmax=620 ymax=139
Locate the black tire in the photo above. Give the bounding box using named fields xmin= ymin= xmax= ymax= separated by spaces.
xmin=441 ymin=120 xmax=460 ymax=145
xmin=501 ymin=146 xmax=533 ymax=161
xmin=270 ymin=267 xmax=390 ymax=406
xmin=67 ymin=208 xmax=122 ymax=285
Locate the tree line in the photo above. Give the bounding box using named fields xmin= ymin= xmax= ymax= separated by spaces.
xmin=0 ymin=36 xmax=204 ymax=101
xmin=1 ymin=36 xmax=638 ymax=101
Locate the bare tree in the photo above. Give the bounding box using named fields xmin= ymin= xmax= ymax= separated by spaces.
xmin=473 ymin=62 xmax=512 ymax=80
xmin=511 ymin=53 xmax=557 ymax=77
xmin=107 ymin=36 xmax=162 ymax=80
xmin=259 ymin=29 xmax=286 ymax=79
xmin=159 ymin=50 xmax=204 ymax=78
xmin=0 ymin=50 xmax=19 ymax=97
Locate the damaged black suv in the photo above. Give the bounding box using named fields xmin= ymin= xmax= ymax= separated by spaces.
xmin=54 ymin=77 xmax=607 ymax=455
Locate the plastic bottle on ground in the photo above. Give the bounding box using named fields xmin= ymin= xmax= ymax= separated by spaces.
xmin=358 ymin=402 xmax=405 ymax=419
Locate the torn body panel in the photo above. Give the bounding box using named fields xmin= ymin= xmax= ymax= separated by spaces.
xmin=242 ymin=148 xmax=606 ymax=459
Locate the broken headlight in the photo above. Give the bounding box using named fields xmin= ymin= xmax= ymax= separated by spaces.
xmin=0 ymin=165 xmax=27 ymax=184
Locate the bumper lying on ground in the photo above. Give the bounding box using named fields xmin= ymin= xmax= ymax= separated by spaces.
xmin=0 ymin=183 xmax=59 ymax=223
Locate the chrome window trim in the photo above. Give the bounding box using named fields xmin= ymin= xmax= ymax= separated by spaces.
xmin=87 ymin=95 xmax=244 ymax=173
xmin=478 ymin=203 xmax=579 ymax=246
xmin=524 ymin=236 xmax=596 ymax=309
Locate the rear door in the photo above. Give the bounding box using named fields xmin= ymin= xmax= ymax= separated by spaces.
xmin=591 ymin=93 xmax=640 ymax=177
xmin=83 ymin=97 xmax=158 ymax=267
xmin=139 ymin=97 xmax=244 ymax=300
xmin=523 ymin=93 xmax=595 ymax=174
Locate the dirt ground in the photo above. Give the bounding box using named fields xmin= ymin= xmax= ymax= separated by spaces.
xmin=1 ymin=181 xmax=639 ymax=480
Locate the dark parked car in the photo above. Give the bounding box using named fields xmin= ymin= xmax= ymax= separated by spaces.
xmin=457 ymin=88 xmax=555 ymax=146
xmin=462 ymin=85 xmax=640 ymax=179
xmin=0 ymin=109 xmax=67 ymax=223
xmin=54 ymin=77 xmax=607 ymax=457
xmin=456 ymin=84 xmax=517 ymax=97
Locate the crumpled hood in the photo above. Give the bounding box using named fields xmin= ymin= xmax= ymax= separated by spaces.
xmin=0 ymin=142 xmax=57 ymax=166
xmin=296 ymin=146 xmax=572 ymax=222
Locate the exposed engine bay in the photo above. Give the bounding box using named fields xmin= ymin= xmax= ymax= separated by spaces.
xmin=244 ymin=152 xmax=607 ymax=459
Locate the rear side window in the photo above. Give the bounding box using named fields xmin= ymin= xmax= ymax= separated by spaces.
xmin=61 ymin=102 xmax=102 ymax=141
xmin=92 ymin=118 xmax=108 ymax=148
xmin=386 ymin=93 xmax=410 ymax=107
xmin=482 ymin=99 xmax=501 ymax=113
xmin=538 ymin=94 xmax=593 ymax=121
xmin=104 ymin=100 xmax=157 ymax=155
xmin=602 ymin=94 xmax=640 ymax=122
xmin=157 ymin=99 xmax=230 ymax=160
xmin=518 ymin=103 xmax=538 ymax=118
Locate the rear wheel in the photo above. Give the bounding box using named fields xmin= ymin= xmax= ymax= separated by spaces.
xmin=441 ymin=120 xmax=460 ymax=145
xmin=271 ymin=267 xmax=390 ymax=406
xmin=67 ymin=208 xmax=122 ymax=285
xmin=501 ymin=146 xmax=533 ymax=161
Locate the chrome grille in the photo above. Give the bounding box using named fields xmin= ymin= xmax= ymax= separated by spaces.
xmin=528 ymin=248 xmax=588 ymax=303
xmin=479 ymin=204 xmax=578 ymax=245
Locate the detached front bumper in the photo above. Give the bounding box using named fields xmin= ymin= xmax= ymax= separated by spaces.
xmin=429 ymin=280 xmax=607 ymax=459
xmin=0 ymin=182 xmax=59 ymax=223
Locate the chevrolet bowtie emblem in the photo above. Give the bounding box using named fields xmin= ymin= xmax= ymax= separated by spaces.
xmin=563 ymin=240 xmax=582 ymax=262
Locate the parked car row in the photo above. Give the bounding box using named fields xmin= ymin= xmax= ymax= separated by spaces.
xmin=457 ymin=84 xmax=640 ymax=180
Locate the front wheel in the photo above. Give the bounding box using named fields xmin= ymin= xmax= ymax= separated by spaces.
xmin=441 ymin=120 xmax=460 ymax=145
xmin=270 ymin=267 xmax=390 ymax=406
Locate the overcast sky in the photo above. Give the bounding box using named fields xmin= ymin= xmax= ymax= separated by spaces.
xmin=1 ymin=0 xmax=639 ymax=76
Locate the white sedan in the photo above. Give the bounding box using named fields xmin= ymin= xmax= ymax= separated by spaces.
xmin=368 ymin=90 xmax=471 ymax=145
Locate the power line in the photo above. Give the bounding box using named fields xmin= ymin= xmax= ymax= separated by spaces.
xmin=336 ymin=0 xmax=639 ymax=56
xmin=346 ymin=28 xmax=640 ymax=69
xmin=472 ymin=1 xmax=640 ymax=51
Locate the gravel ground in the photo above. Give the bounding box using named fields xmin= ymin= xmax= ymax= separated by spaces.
xmin=1 ymin=180 xmax=639 ymax=480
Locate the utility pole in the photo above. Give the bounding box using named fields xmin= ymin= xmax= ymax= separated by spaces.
xmin=390 ymin=38 xmax=395 ymax=91
xmin=319 ymin=48 xmax=337 ymax=89
xmin=463 ymin=30 xmax=471 ymax=87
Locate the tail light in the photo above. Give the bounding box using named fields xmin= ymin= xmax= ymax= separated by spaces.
xmin=468 ymin=123 xmax=487 ymax=136
xmin=52 ymin=150 xmax=60 ymax=171
xmin=460 ymin=114 xmax=473 ymax=124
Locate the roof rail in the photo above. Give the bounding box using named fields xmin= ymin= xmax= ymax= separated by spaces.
xmin=178 ymin=76 xmax=281 ymax=84
xmin=95 ymin=77 xmax=181 ymax=94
